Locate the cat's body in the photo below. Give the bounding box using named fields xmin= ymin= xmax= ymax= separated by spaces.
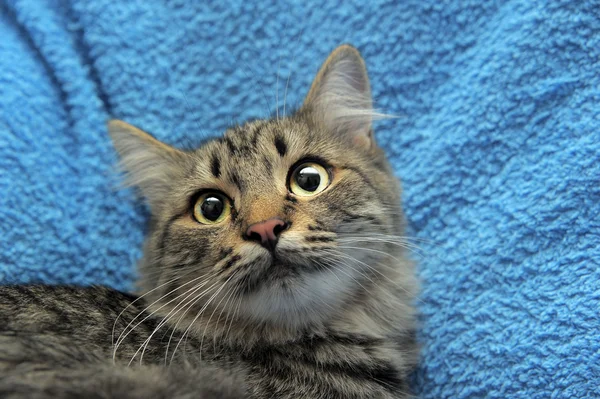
xmin=1 ymin=280 xmax=414 ymax=398
xmin=0 ymin=45 xmax=418 ymax=398
xmin=0 ymin=286 xmax=246 ymax=399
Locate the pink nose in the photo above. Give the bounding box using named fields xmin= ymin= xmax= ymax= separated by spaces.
xmin=245 ymin=218 xmax=288 ymax=250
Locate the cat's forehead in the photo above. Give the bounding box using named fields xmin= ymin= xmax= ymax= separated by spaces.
xmin=204 ymin=118 xmax=312 ymax=156
xmin=188 ymin=117 xmax=324 ymax=195
xmin=214 ymin=120 xmax=292 ymax=155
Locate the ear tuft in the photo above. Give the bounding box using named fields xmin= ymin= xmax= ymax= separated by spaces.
xmin=108 ymin=120 xmax=187 ymax=211
xmin=302 ymin=45 xmax=384 ymax=148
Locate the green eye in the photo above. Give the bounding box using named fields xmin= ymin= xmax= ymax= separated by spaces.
xmin=193 ymin=193 xmax=231 ymax=224
xmin=289 ymin=162 xmax=330 ymax=196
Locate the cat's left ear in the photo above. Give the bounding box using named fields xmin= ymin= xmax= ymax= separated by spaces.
xmin=302 ymin=44 xmax=376 ymax=149
xmin=107 ymin=120 xmax=188 ymax=212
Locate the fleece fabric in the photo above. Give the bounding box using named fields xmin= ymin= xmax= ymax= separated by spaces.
xmin=0 ymin=1 xmax=598 ymax=397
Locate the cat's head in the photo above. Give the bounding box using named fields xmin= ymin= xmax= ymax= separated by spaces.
xmin=109 ymin=45 xmax=412 ymax=331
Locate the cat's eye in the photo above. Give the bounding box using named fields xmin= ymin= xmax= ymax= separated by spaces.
xmin=289 ymin=162 xmax=330 ymax=196
xmin=193 ymin=192 xmax=231 ymax=224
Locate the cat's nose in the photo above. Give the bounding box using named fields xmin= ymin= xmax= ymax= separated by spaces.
xmin=245 ymin=218 xmax=288 ymax=251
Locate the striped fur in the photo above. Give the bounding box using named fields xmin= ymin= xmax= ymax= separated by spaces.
xmin=0 ymin=45 xmax=418 ymax=398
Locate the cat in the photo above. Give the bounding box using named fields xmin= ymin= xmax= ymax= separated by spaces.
xmin=0 ymin=44 xmax=418 ymax=398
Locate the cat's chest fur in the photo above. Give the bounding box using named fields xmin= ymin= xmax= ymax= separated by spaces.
xmin=125 ymin=294 xmax=413 ymax=398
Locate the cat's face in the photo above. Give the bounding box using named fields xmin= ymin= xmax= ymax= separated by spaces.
xmin=110 ymin=45 xmax=406 ymax=329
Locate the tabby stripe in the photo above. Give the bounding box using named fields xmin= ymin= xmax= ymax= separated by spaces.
xmin=230 ymin=207 xmax=239 ymax=223
xmin=315 ymin=219 xmax=327 ymax=228
xmin=330 ymin=205 xmax=382 ymax=225
xmin=285 ymin=194 xmax=297 ymax=203
xmin=239 ymin=144 xmax=252 ymax=157
xmin=43 ymin=298 xmax=72 ymax=326
xmin=251 ymin=124 xmax=264 ymax=147
xmin=221 ymin=255 xmax=241 ymax=272
xmin=158 ymin=211 xmax=186 ymax=264
xmin=229 ymin=171 xmax=245 ymax=192
xmin=0 ymin=288 xmax=20 ymax=306
xmin=343 ymin=165 xmax=386 ymax=205
xmin=246 ymin=348 xmax=404 ymax=393
xmin=326 ymin=333 xmax=384 ymax=347
xmin=285 ymin=247 xmax=335 ymax=254
xmin=274 ymin=135 xmax=287 ymax=157
xmin=225 ymin=137 xmax=236 ymax=154
xmin=282 ymin=204 xmax=295 ymax=214
xmin=211 ymin=155 xmax=221 ymax=178
xmin=305 ymin=236 xmax=334 ymax=242
xmin=219 ymin=247 xmax=233 ymax=260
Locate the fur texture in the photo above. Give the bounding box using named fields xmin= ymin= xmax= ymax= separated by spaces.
xmin=0 ymin=45 xmax=418 ymax=398
xmin=0 ymin=287 xmax=246 ymax=399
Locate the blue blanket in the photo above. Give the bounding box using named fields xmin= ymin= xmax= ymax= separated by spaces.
xmin=1 ymin=0 xmax=598 ymax=397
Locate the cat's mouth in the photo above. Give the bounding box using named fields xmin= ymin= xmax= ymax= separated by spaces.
xmin=261 ymin=251 xmax=303 ymax=281
xmin=265 ymin=258 xmax=296 ymax=282
xmin=233 ymin=247 xmax=326 ymax=296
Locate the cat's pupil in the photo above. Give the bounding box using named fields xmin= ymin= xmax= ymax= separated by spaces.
xmin=296 ymin=167 xmax=321 ymax=192
xmin=201 ymin=196 xmax=224 ymax=221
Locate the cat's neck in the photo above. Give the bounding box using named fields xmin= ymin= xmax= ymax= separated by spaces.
xmin=153 ymin=257 xmax=416 ymax=350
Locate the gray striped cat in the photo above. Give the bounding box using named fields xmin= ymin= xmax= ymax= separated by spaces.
xmin=0 ymin=45 xmax=418 ymax=398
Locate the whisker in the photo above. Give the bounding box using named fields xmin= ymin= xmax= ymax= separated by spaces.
xmin=163 ymin=283 xmax=217 ymax=365
xmin=323 ymin=249 xmax=426 ymax=305
xmin=275 ymin=22 xmax=288 ymax=121
xmin=166 ymin=288 xmax=215 ymax=364
xmin=283 ymin=27 xmax=305 ymax=117
xmin=338 ymin=240 xmax=428 ymax=259
xmin=171 ymin=273 xmax=237 ymax=364
xmin=337 ymin=245 xmax=424 ymax=275
xmin=342 ymin=232 xmax=439 ymax=246
xmin=113 ymin=271 xmax=207 ymax=360
xmin=145 ymin=279 xmax=220 ymax=362
xmin=221 ymin=291 xmax=243 ymax=352
xmin=129 ymin=279 xmax=218 ymax=366
xmin=339 ymin=233 xmax=429 ymax=249
xmin=317 ymin=255 xmax=382 ymax=293
xmin=211 ymin=287 xmax=238 ymax=354
xmin=276 ymin=55 xmax=281 ymax=120
xmin=195 ymin=284 xmax=236 ymax=363
xmin=338 ymin=236 xmax=442 ymax=261
xmin=131 ymin=281 xmax=214 ymax=365
xmin=229 ymin=51 xmax=271 ymax=118
xmin=112 ymin=273 xmax=181 ymax=349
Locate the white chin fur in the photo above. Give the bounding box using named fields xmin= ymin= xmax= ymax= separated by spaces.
xmin=239 ymin=266 xmax=357 ymax=328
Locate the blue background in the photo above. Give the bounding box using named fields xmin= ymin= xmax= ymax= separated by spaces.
xmin=1 ymin=1 xmax=599 ymax=397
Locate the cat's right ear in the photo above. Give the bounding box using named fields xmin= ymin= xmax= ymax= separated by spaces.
xmin=108 ymin=120 xmax=187 ymax=211
xmin=302 ymin=44 xmax=379 ymax=150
